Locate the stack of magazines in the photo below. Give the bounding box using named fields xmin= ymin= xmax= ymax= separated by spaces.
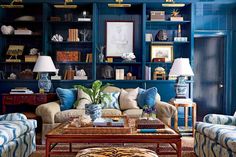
xmin=10 ymin=87 xmax=34 ymax=94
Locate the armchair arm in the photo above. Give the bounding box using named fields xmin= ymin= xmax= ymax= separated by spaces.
xmin=155 ymin=101 xmax=177 ymax=126
xmin=0 ymin=113 xmax=27 ymax=121
xmin=203 ymin=114 xmax=236 ymax=126
xmin=36 ymin=101 xmax=61 ymax=124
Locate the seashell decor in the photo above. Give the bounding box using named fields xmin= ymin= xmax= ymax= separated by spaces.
xmin=1 ymin=25 xmax=14 ymax=35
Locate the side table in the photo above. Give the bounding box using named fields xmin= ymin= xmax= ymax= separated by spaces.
xmin=2 ymin=93 xmax=57 ymax=117
xmin=169 ymin=100 xmax=197 ymax=136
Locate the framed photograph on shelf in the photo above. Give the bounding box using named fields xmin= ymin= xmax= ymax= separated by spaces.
xmin=151 ymin=45 xmax=173 ymax=62
xmin=106 ymin=21 xmax=134 ymax=57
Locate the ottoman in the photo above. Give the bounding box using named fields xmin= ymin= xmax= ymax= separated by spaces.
xmin=76 ymin=147 xmax=158 ymax=157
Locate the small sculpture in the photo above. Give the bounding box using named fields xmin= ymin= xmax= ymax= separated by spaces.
xmin=153 ymin=67 xmax=166 ymax=80
xmin=8 ymin=73 xmax=17 ymax=80
xmin=156 ymin=30 xmax=168 ymax=41
xmin=76 ymin=69 xmax=86 ymax=77
xmin=80 ymin=29 xmax=90 ymax=42
xmin=51 ymin=69 xmax=61 ymax=80
xmin=74 ymin=69 xmax=88 ymax=80
xmin=101 ymin=65 xmax=114 ymax=79
xmin=51 ymin=34 xmax=63 ymax=42
xmin=97 ymin=45 xmax=105 ymax=62
xmin=1 ymin=25 xmax=14 ymax=35
xmin=29 ymin=48 xmax=39 ymax=55
xmin=121 ymin=53 xmax=136 ymax=62
xmin=171 ymin=9 xmax=180 ymax=17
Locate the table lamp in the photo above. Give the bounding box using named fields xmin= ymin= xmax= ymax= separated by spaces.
xmin=169 ymin=58 xmax=194 ymax=98
xmin=33 ymin=56 xmax=56 ymax=93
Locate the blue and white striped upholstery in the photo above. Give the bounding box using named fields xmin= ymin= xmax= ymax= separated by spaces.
xmin=0 ymin=113 xmax=37 ymax=157
xmin=194 ymin=114 xmax=236 ymax=157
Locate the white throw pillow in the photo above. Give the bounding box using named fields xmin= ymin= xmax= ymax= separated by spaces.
xmin=75 ymin=89 xmax=91 ymax=109
xmin=119 ymin=88 xmax=139 ymax=111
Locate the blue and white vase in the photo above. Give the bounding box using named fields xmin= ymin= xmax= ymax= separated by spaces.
xmin=38 ymin=73 xmax=51 ymax=92
xmin=85 ymin=104 xmax=102 ymax=121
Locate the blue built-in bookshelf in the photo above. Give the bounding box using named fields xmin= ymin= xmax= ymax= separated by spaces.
xmin=0 ymin=1 xmax=193 ymax=102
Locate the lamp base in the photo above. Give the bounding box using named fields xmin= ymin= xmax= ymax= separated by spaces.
xmin=38 ymin=73 xmax=52 ymax=93
xmin=175 ymin=76 xmax=188 ymax=98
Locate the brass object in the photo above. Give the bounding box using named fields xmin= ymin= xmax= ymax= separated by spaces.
xmin=108 ymin=0 xmax=131 ymax=8
xmin=6 ymin=45 xmax=24 ymax=62
xmin=153 ymin=67 xmax=166 ymax=80
xmin=54 ymin=0 xmax=77 ymax=9
xmin=171 ymin=9 xmax=180 ymax=17
xmin=162 ymin=0 xmax=185 ymax=7
xmin=1 ymin=0 xmax=24 ymax=8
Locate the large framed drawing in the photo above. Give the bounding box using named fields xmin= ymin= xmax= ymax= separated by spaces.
xmin=106 ymin=21 xmax=134 ymax=57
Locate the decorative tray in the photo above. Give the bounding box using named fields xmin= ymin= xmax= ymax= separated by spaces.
xmin=63 ymin=116 xmax=132 ymax=134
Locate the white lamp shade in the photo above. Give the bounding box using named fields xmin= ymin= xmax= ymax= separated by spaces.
xmin=169 ymin=58 xmax=194 ymax=76
xmin=33 ymin=56 xmax=56 ymax=72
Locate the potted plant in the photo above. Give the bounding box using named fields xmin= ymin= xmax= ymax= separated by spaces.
xmin=74 ymin=80 xmax=111 ymax=121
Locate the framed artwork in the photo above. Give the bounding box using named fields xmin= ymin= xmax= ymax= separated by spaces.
xmin=151 ymin=45 xmax=173 ymax=62
xmin=106 ymin=21 xmax=134 ymax=57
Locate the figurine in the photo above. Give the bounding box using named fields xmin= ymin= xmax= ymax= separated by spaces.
xmin=80 ymin=29 xmax=90 ymax=42
xmin=29 ymin=48 xmax=39 ymax=55
xmin=97 ymin=45 xmax=105 ymax=62
xmin=101 ymin=65 xmax=114 ymax=79
xmin=1 ymin=25 xmax=14 ymax=35
xmin=8 ymin=73 xmax=17 ymax=80
xmin=51 ymin=34 xmax=63 ymax=42
xmin=153 ymin=67 xmax=166 ymax=80
xmin=74 ymin=69 xmax=88 ymax=80
xmin=121 ymin=53 xmax=136 ymax=62
xmin=171 ymin=9 xmax=180 ymax=17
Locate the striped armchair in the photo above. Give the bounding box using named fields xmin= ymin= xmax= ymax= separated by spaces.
xmin=0 ymin=113 xmax=37 ymax=157
xmin=194 ymin=113 xmax=236 ymax=157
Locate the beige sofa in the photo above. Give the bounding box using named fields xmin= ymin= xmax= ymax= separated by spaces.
xmin=36 ymin=86 xmax=177 ymax=143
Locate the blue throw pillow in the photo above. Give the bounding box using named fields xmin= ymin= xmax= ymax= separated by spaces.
xmin=101 ymin=92 xmax=120 ymax=110
xmin=56 ymin=88 xmax=77 ymax=111
xmin=137 ymin=87 xmax=157 ymax=108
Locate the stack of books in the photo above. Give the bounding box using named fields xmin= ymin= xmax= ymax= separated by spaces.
xmin=10 ymin=87 xmax=33 ymax=94
xmin=68 ymin=29 xmax=79 ymax=42
xmin=171 ymin=98 xmax=193 ymax=104
xmin=115 ymin=69 xmax=124 ymax=80
xmin=136 ymin=118 xmax=165 ymax=133
xmin=78 ymin=17 xmax=91 ymax=22
xmin=178 ymin=126 xmax=193 ymax=136
xmin=145 ymin=66 xmax=151 ymax=80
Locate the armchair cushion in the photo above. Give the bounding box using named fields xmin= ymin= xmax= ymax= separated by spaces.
xmin=204 ymin=114 xmax=236 ymax=126
xmin=195 ymin=122 xmax=236 ymax=152
xmin=56 ymin=88 xmax=77 ymax=111
xmin=137 ymin=87 xmax=157 ymax=108
xmin=0 ymin=119 xmax=37 ymax=145
xmin=0 ymin=113 xmax=27 ymax=121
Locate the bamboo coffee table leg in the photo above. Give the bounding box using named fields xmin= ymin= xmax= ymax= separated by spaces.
xmin=156 ymin=143 xmax=160 ymax=154
xmin=46 ymin=139 xmax=50 ymax=157
xmin=69 ymin=143 xmax=72 ymax=152
xmin=176 ymin=139 xmax=182 ymax=157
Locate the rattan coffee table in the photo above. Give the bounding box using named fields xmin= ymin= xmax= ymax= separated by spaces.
xmin=45 ymin=118 xmax=181 ymax=157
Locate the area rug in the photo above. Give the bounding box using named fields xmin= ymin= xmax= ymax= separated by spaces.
xmin=30 ymin=137 xmax=196 ymax=157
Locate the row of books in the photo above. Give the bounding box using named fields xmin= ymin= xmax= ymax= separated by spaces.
xmin=68 ymin=29 xmax=79 ymax=42
xmin=10 ymin=87 xmax=34 ymax=94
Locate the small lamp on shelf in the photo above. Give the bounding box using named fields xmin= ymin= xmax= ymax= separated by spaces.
xmin=169 ymin=58 xmax=194 ymax=98
xmin=33 ymin=56 xmax=56 ymax=93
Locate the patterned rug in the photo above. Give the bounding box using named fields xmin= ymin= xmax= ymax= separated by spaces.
xmin=30 ymin=137 xmax=196 ymax=157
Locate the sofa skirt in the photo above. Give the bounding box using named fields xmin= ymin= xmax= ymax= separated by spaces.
xmin=194 ymin=131 xmax=236 ymax=157
xmin=0 ymin=130 xmax=36 ymax=157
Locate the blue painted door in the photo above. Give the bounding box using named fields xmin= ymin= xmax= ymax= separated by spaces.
xmin=194 ymin=36 xmax=225 ymax=121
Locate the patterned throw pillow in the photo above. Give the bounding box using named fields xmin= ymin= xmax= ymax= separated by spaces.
xmin=56 ymin=88 xmax=77 ymax=111
xmin=137 ymin=87 xmax=158 ymax=108
xmin=101 ymin=92 xmax=120 ymax=110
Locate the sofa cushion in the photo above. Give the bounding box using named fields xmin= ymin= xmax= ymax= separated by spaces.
xmin=55 ymin=109 xmax=85 ymax=123
xmin=102 ymin=92 xmax=120 ymax=110
xmin=123 ymin=109 xmax=143 ymax=118
xmin=195 ymin=122 xmax=236 ymax=152
xmin=56 ymin=88 xmax=77 ymax=111
xmin=75 ymin=89 xmax=92 ymax=110
xmin=0 ymin=119 xmax=37 ymax=145
xmin=137 ymin=87 xmax=157 ymax=108
xmin=102 ymin=109 xmax=122 ymax=116
xmin=119 ymin=88 xmax=139 ymax=111
xmin=103 ymin=86 xmax=121 ymax=93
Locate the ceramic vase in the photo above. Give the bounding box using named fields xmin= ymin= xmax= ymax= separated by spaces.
xmin=38 ymin=73 xmax=51 ymax=92
xmin=85 ymin=104 xmax=102 ymax=121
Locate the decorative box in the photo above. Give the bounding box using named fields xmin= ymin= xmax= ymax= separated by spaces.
xmin=152 ymin=58 xmax=165 ymax=62
xmin=56 ymin=51 xmax=80 ymax=62
xmin=25 ymin=55 xmax=38 ymax=62
xmin=150 ymin=11 xmax=165 ymax=21
xmin=136 ymin=118 xmax=165 ymax=129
